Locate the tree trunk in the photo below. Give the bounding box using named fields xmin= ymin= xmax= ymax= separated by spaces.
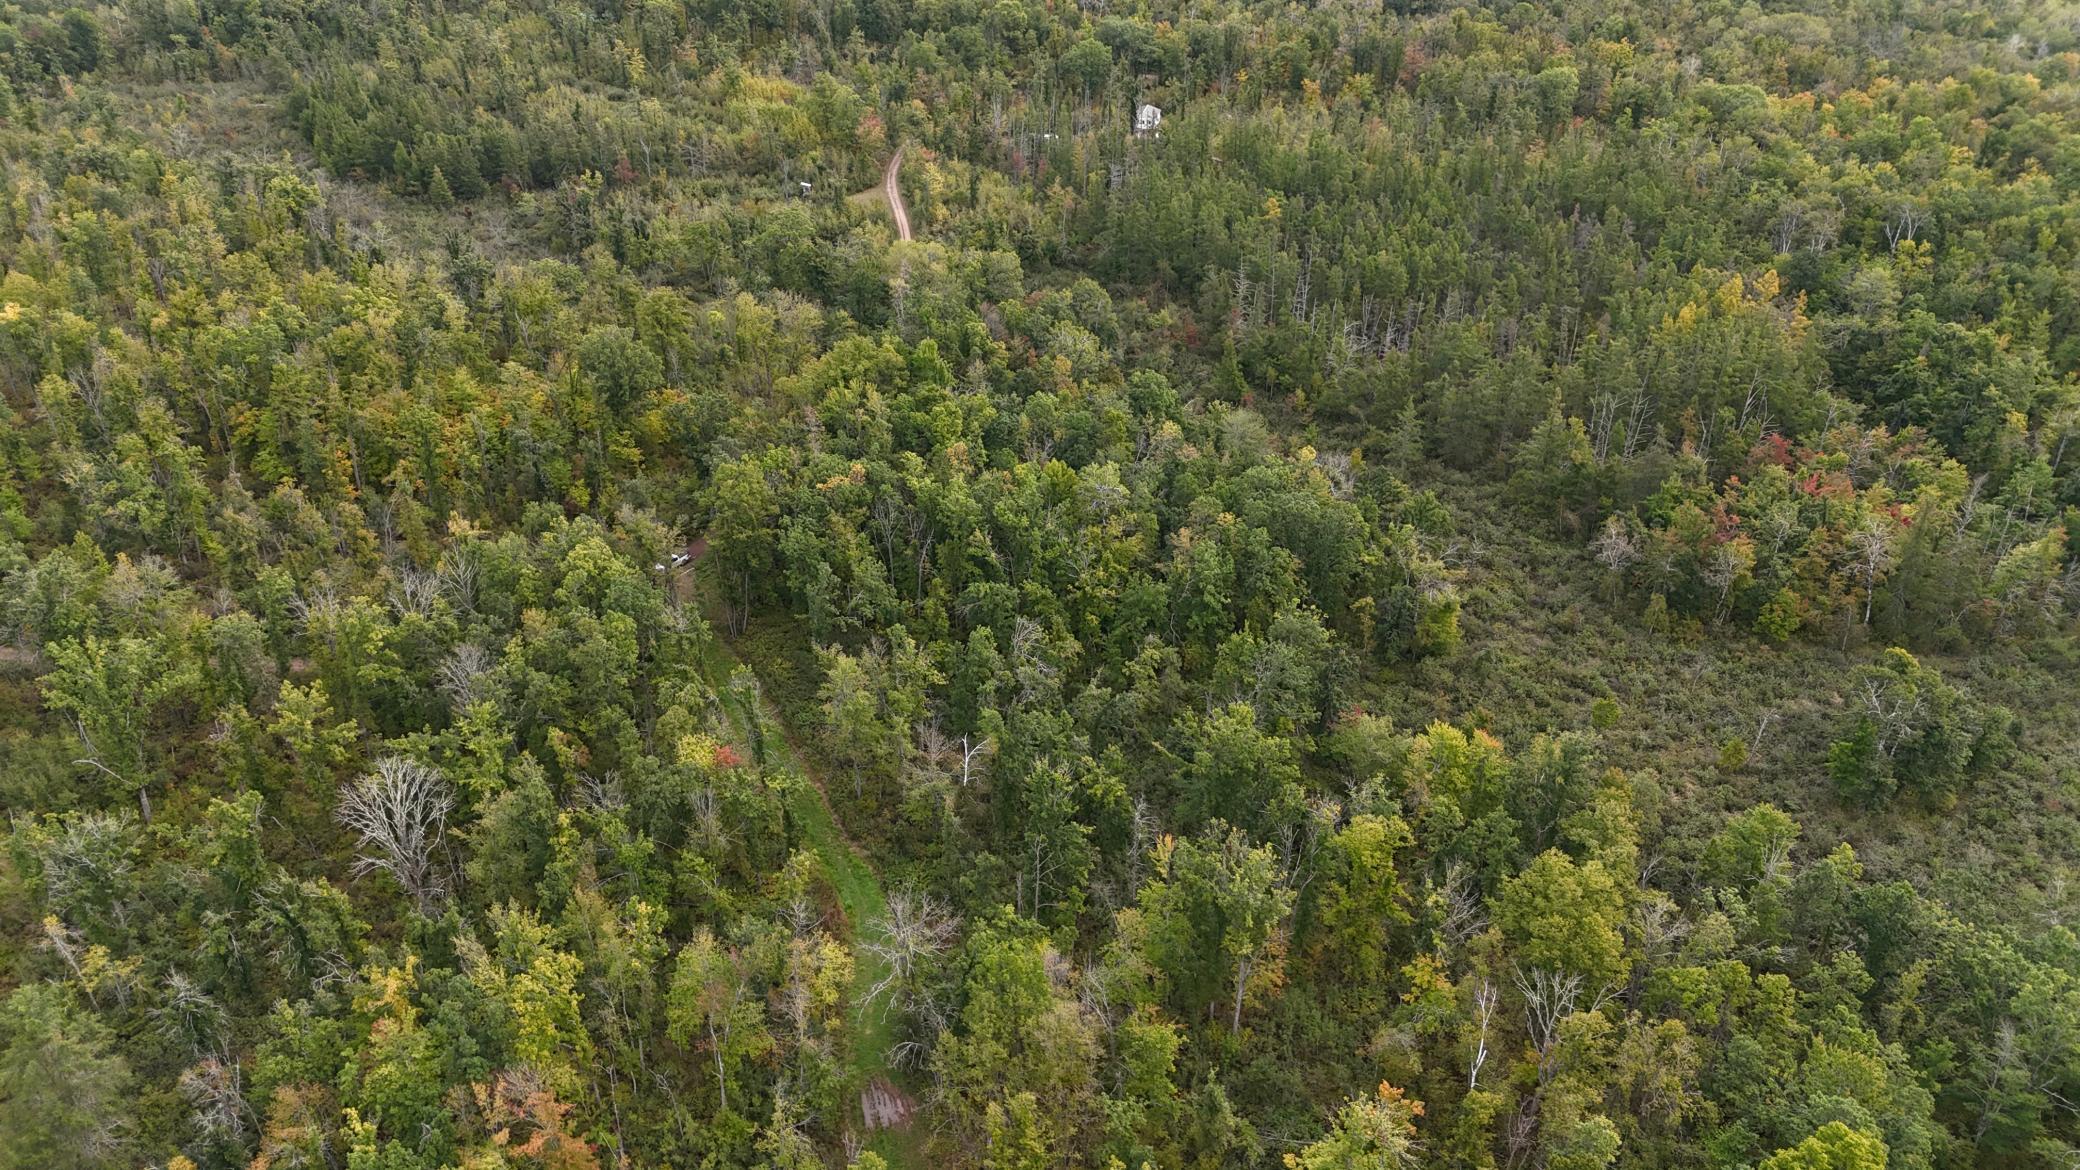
xmin=1231 ymin=957 xmax=1252 ymax=1033
xmin=710 ymin=1019 xmax=728 ymax=1115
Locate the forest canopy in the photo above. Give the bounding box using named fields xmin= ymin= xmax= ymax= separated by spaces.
xmin=2 ymin=0 xmax=2080 ymax=1168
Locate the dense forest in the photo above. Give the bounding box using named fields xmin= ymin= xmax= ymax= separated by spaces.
xmin=3 ymin=0 xmax=2080 ymax=1167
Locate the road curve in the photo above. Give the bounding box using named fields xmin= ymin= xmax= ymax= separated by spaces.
xmin=883 ymin=147 xmax=911 ymax=241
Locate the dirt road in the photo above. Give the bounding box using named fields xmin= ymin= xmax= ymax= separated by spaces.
xmin=884 ymin=147 xmax=911 ymax=241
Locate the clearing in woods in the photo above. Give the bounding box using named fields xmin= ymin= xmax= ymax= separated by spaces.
xmin=679 ymin=561 xmax=924 ymax=1166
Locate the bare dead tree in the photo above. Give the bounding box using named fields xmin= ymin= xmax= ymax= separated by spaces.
xmin=389 ymin=567 xmax=442 ymax=619
xmin=1806 ymin=201 xmax=1844 ymax=251
xmin=1010 ymin=617 xmax=1058 ymax=705
xmin=1230 ymin=271 xmax=1255 ymax=330
xmin=686 ymin=783 xmax=733 ymax=860
xmin=1514 ymin=965 xmax=1584 ymax=1084
xmin=1636 ymin=894 xmax=1694 ymax=969
xmin=1021 ymin=825 xmax=1076 ymax=923
xmin=25 ymin=810 xmax=139 ymax=933
xmin=1314 ymin=449 xmax=1358 ymax=500
xmin=958 ymin=733 xmax=995 ymax=788
xmin=1757 ymin=503 xmax=1801 ymax=562
xmin=153 ymin=972 xmax=229 ymax=1059
xmin=1438 ymin=862 xmax=1490 ymax=951
xmin=1771 ymin=200 xmax=1805 ymax=254
xmin=289 ymin=586 xmax=342 ymax=640
xmin=780 ymin=893 xmax=824 ymax=941
xmin=909 ymin=509 xmax=940 ymax=601
xmin=1469 ymin=978 xmax=1498 ymax=1089
xmin=910 ymin=721 xmax=954 ymax=787
xmin=1972 ymin=1020 xmax=2020 ymax=1143
xmin=1859 ymin=671 xmax=1929 ymax=758
xmin=1280 ymin=797 xmax=1342 ymax=897
xmin=436 ymin=642 xmax=494 ymax=710
xmin=1734 ymin=376 xmax=1775 ymax=441
xmin=871 ymin=492 xmax=907 ymax=581
xmin=179 ymin=1058 xmax=255 ymax=1150
xmin=1884 ymin=200 xmax=1927 ymax=250
xmin=336 ymin=757 xmax=455 ymax=914
xmin=1704 ymin=542 xmax=1749 ymax=621
xmin=1338 ymin=319 xmax=1374 ymax=378
xmin=1844 ymin=517 xmax=1897 ymax=624
xmin=860 ymin=890 xmax=960 ymax=1042
xmin=1583 ymin=363 xmax=1656 ymax=466
xmin=1592 ymin=515 xmax=1642 ymax=578
xmin=578 ymin=769 xmax=627 ymax=813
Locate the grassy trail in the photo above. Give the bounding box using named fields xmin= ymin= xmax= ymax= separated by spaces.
xmin=687 ymin=618 xmax=924 ymax=1167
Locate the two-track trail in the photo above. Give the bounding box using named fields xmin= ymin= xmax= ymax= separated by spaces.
xmin=681 ymin=575 xmax=923 ymax=1167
